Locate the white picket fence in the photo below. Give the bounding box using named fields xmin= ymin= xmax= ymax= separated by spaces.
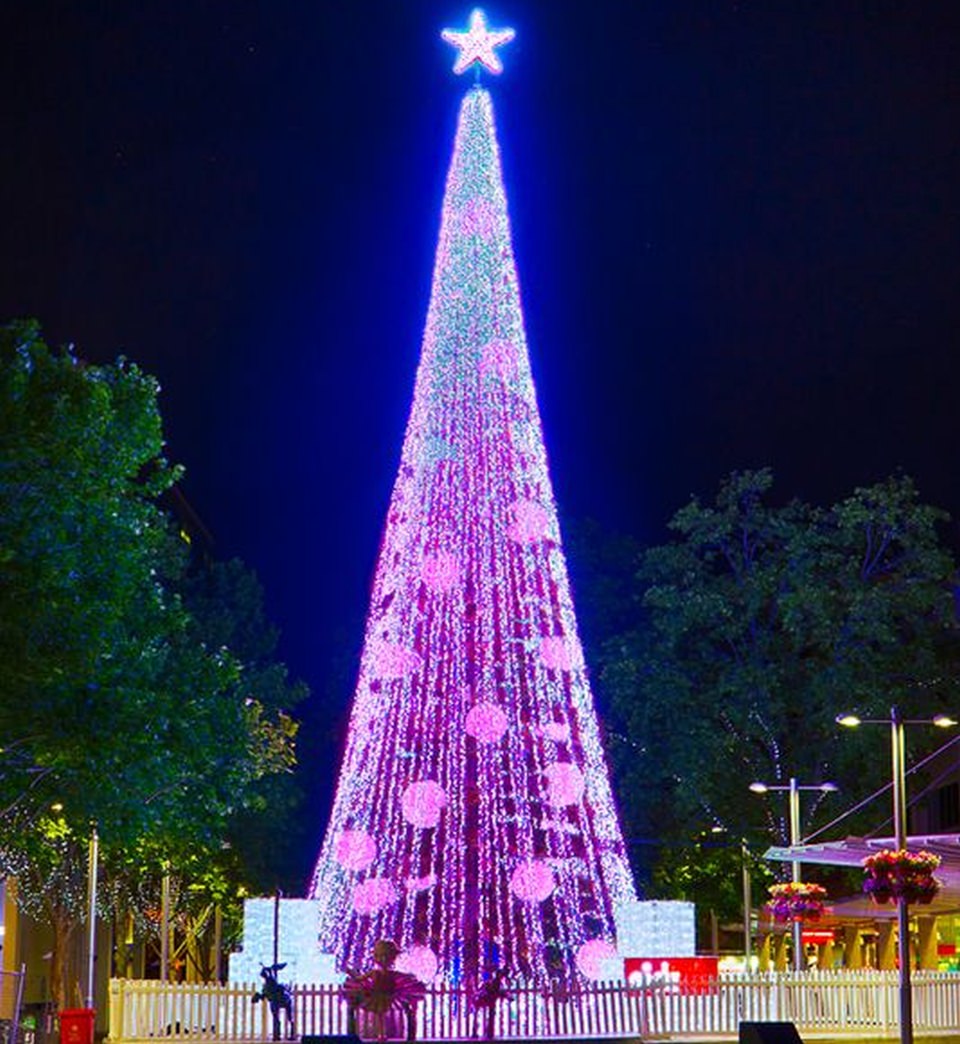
xmin=107 ymin=970 xmax=960 ymax=1042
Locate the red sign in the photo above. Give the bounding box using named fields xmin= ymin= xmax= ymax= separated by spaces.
xmin=801 ymin=930 xmax=836 ymax=945
xmin=624 ymin=956 xmax=719 ymax=995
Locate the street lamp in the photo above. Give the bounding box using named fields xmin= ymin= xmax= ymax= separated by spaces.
xmin=837 ymin=707 xmax=957 ymax=1044
xmin=749 ymin=778 xmax=838 ymax=971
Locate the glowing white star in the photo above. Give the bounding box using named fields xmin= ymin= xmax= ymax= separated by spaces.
xmin=441 ymin=9 xmax=515 ymax=76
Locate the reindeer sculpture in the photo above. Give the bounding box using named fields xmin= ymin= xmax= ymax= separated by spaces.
xmin=252 ymin=962 xmax=295 ymax=1041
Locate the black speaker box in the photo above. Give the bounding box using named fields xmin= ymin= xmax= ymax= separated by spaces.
xmin=739 ymin=1022 xmax=804 ymax=1044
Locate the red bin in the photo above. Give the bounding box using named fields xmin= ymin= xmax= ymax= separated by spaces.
xmin=60 ymin=1009 xmax=95 ymax=1044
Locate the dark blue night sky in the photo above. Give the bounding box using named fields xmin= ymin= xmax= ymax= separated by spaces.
xmin=3 ymin=2 xmax=959 ymax=881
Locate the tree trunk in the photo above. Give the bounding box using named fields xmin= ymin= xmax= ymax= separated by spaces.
xmin=47 ymin=905 xmax=77 ymax=1012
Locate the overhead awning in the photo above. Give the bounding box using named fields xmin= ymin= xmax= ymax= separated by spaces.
xmin=763 ymin=834 xmax=960 ymax=917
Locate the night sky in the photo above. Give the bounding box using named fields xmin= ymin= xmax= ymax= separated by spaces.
xmin=3 ymin=2 xmax=959 ymax=881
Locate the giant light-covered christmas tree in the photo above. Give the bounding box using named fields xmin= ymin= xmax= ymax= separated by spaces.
xmin=310 ymin=10 xmax=637 ymax=987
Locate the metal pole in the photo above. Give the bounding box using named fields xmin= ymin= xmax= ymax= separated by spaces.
xmin=160 ymin=873 xmax=171 ymax=982
xmin=272 ymin=892 xmax=282 ymax=1043
xmin=789 ymin=777 xmax=804 ymax=971
xmin=85 ymin=825 xmax=99 ymax=1010
xmin=273 ymin=890 xmax=281 ymax=969
xmin=742 ymin=841 xmax=752 ymax=965
xmin=891 ymin=706 xmax=913 ymax=1044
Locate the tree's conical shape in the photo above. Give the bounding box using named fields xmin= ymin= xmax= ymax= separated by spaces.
xmin=310 ymin=86 xmax=636 ymax=987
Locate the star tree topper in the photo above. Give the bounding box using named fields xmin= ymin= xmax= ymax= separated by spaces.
xmin=442 ymin=9 xmax=515 ymax=76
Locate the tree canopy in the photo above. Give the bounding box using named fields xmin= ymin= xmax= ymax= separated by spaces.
xmin=596 ymin=469 xmax=960 ymax=910
xmin=0 ymin=321 xmax=305 ymax=998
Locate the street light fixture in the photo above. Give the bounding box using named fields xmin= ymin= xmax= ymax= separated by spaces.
xmin=749 ymin=778 xmax=838 ymax=971
xmin=836 ymin=706 xmax=958 ymax=1044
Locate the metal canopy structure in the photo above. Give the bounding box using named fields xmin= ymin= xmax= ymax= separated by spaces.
xmin=764 ymin=834 xmax=960 ymax=917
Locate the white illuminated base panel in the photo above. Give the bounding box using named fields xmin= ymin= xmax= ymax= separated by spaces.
xmin=616 ymin=900 xmax=696 ymax=959
xmin=229 ymin=897 xmax=341 ymax=985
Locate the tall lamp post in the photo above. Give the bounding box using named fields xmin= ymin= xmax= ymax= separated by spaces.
xmin=749 ymin=778 xmax=838 ymax=971
xmin=836 ymin=708 xmax=956 ymax=1044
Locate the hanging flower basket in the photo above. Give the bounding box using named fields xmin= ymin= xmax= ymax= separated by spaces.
xmin=862 ymin=849 xmax=941 ymax=905
xmin=767 ymin=882 xmax=828 ymax=923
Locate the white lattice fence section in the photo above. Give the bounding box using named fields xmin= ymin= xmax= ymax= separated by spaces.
xmin=108 ymin=971 xmax=960 ymax=1042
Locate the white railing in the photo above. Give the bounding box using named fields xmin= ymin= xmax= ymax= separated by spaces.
xmin=108 ymin=970 xmax=960 ymax=1042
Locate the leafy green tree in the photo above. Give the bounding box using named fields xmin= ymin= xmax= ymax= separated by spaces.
xmin=600 ymin=469 xmax=960 ymax=903
xmin=0 ymin=321 xmax=301 ymax=1001
xmin=178 ymin=557 xmax=308 ymax=894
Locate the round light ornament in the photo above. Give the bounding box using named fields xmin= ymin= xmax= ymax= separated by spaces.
xmin=352 ymin=877 xmax=398 ymax=916
xmin=575 ymin=939 xmax=618 ymax=981
xmin=401 ymin=780 xmax=449 ymax=828
xmin=334 ymin=829 xmax=377 ymax=871
xmin=374 ymin=642 xmax=421 ymax=679
xmin=465 ymin=702 xmax=508 ymax=743
xmin=507 ymin=500 xmax=550 ymax=544
xmin=396 ymin=945 xmax=439 ymax=983
xmin=510 ymin=859 xmax=556 ymax=902
xmin=539 ymin=636 xmax=580 ymax=672
xmin=544 ymin=762 xmax=585 ymax=806
xmin=421 ymin=552 xmax=461 ymax=592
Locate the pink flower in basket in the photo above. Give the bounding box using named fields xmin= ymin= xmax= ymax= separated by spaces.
xmin=767 ymin=882 xmax=828 ymax=923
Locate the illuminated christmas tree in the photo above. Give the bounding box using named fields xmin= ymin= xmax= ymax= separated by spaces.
xmin=310 ymin=11 xmax=636 ymax=987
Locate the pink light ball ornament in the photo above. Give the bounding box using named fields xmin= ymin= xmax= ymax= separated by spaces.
xmin=539 ymin=636 xmax=581 ymax=672
xmin=541 ymin=721 xmax=571 ymax=743
xmin=544 ymin=762 xmax=585 ymax=807
xmin=374 ymin=642 xmax=421 ymax=679
xmin=401 ymin=780 xmax=449 ymax=828
xmin=506 ymin=500 xmax=550 ymax=544
xmin=352 ymin=877 xmax=398 ymax=916
xmin=575 ymin=939 xmax=619 ymax=981
xmin=509 ymin=860 xmax=556 ymax=902
xmin=334 ymin=829 xmax=377 ymax=871
xmin=395 ymin=945 xmax=439 ymax=983
xmin=465 ymin=702 xmax=508 ymax=743
xmin=421 ymin=552 xmax=461 ymax=592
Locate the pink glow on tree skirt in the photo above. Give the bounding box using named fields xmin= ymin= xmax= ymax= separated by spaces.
xmin=575 ymin=939 xmax=619 ymax=981
xmin=352 ymin=877 xmax=398 ymax=916
xmin=374 ymin=642 xmax=421 ymax=679
xmin=395 ymin=945 xmax=439 ymax=983
xmin=539 ymin=636 xmax=580 ymax=671
xmin=506 ymin=499 xmax=550 ymax=543
xmin=465 ymin=702 xmax=508 ymax=743
xmin=544 ymin=762 xmax=585 ymax=807
xmin=421 ymin=552 xmax=461 ymax=592
xmin=401 ymin=780 xmax=449 ymax=828
xmin=509 ymin=859 xmax=556 ymax=902
xmin=334 ymin=829 xmax=377 ymax=871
